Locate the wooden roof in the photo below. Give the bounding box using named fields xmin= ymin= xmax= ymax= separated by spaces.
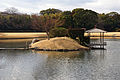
xmin=86 ymin=28 xmax=107 ymax=33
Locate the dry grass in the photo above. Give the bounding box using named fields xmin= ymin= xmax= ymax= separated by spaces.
xmin=0 ymin=32 xmax=120 ymax=39
xmin=85 ymin=32 xmax=120 ymax=39
xmin=0 ymin=38 xmax=47 ymax=43
xmin=31 ymin=37 xmax=89 ymax=50
xmin=0 ymin=32 xmax=47 ymax=38
xmin=0 ymin=32 xmax=120 ymax=43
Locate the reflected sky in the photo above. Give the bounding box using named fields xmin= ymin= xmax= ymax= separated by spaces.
xmin=0 ymin=39 xmax=120 ymax=80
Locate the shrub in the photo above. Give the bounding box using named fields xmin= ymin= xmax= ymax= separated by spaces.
xmin=68 ymin=28 xmax=85 ymax=40
xmin=49 ymin=27 xmax=68 ymax=37
xmin=68 ymin=28 xmax=90 ymax=46
xmin=115 ymin=28 xmax=120 ymax=32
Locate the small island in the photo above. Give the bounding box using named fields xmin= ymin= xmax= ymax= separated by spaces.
xmin=30 ymin=37 xmax=89 ymax=51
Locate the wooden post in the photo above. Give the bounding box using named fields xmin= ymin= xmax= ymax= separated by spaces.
xmin=26 ymin=41 xmax=27 ymax=49
xmin=89 ymin=32 xmax=91 ymax=47
xmin=103 ymin=32 xmax=104 ymax=49
xmin=100 ymin=32 xmax=101 ymax=48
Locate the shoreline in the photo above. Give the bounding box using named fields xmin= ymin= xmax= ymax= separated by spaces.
xmin=85 ymin=32 xmax=120 ymax=39
xmin=0 ymin=32 xmax=120 ymax=39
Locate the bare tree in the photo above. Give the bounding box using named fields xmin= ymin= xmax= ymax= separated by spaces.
xmin=5 ymin=7 xmax=18 ymax=14
xmin=31 ymin=14 xmax=64 ymax=40
xmin=41 ymin=14 xmax=64 ymax=40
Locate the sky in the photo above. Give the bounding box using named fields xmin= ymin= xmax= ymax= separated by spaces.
xmin=0 ymin=0 xmax=120 ymax=14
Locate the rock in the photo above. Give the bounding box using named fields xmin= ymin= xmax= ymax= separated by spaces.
xmin=30 ymin=37 xmax=89 ymax=51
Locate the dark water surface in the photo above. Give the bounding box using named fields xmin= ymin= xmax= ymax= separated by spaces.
xmin=0 ymin=39 xmax=120 ymax=80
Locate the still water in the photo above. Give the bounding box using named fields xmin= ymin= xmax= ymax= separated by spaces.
xmin=0 ymin=39 xmax=120 ymax=80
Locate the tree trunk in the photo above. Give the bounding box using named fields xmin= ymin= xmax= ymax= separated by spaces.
xmin=46 ymin=32 xmax=50 ymax=40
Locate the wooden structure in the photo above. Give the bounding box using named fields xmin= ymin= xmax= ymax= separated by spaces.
xmin=0 ymin=48 xmax=30 ymax=50
xmin=86 ymin=27 xmax=107 ymax=49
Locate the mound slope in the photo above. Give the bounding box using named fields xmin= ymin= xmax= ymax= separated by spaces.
xmin=30 ymin=37 xmax=89 ymax=51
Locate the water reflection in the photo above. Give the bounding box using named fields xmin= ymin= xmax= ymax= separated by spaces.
xmin=34 ymin=50 xmax=86 ymax=59
xmin=33 ymin=50 xmax=107 ymax=80
xmin=34 ymin=50 xmax=86 ymax=80
xmin=0 ymin=50 xmax=48 ymax=80
xmin=0 ymin=49 xmax=109 ymax=80
xmin=0 ymin=39 xmax=120 ymax=80
xmin=0 ymin=38 xmax=46 ymax=48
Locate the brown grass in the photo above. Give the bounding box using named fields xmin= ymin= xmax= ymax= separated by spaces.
xmin=0 ymin=32 xmax=47 ymax=38
xmin=31 ymin=37 xmax=89 ymax=50
xmin=85 ymin=32 xmax=120 ymax=39
xmin=0 ymin=32 xmax=120 ymax=42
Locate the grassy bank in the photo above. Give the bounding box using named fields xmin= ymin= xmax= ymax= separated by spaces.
xmin=0 ymin=32 xmax=47 ymax=39
xmin=0 ymin=32 xmax=47 ymax=43
xmin=85 ymin=32 xmax=120 ymax=39
xmin=0 ymin=32 xmax=120 ymax=40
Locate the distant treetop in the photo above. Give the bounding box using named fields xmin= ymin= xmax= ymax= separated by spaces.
xmin=40 ymin=8 xmax=62 ymax=15
xmin=106 ymin=12 xmax=119 ymax=16
xmin=4 ymin=7 xmax=19 ymax=14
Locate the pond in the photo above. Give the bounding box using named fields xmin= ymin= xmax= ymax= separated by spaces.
xmin=0 ymin=39 xmax=120 ymax=80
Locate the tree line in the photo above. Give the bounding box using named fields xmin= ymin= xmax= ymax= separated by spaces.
xmin=0 ymin=7 xmax=120 ymax=32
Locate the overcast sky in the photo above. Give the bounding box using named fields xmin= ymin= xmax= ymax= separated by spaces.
xmin=0 ymin=0 xmax=120 ymax=14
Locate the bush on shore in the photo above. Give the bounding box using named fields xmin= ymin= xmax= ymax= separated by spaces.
xmin=49 ymin=27 xmax=68 ymax=37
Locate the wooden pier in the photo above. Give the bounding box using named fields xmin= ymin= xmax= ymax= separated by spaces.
xmin=90 ymin=42 xmax=107 ymax=46
xmin=90 ymin=42 xmax=107 ymax=50
xmin=0 ymin=48 xmax=30 ymax=50
xmin=86 ymin=27 xmax=107 ymax=50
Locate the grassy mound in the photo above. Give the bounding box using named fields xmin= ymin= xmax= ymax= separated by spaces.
xmin=30 ymin=37 xmax=89 ymax=51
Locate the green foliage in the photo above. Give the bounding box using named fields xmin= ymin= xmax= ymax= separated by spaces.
xmin=68 ymin=28 xmax=90 ymax=46
xmin=97 ymin=13 xmax=106 ymax=29
xmin=1 ymin=7 xmax=120 ymax=32
xmin=60 ymin=11 xmax=73 ymax=28
xmin=49 ymin=27 xmax=68 ymax=37
xmin=83 ymin=37 xmax=90 ymax=47
xmin=72 ymin=8 xmax=98 ymax=30
xmin=68 ymin=28 xmax=84 ymax=39
xmin=98 ymin=12 xmax=120 ymax=32
xmin=0 ymin=14 xmax=32 ymax=31
xmin=40 ymin=8 xmax=62 ymax=15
